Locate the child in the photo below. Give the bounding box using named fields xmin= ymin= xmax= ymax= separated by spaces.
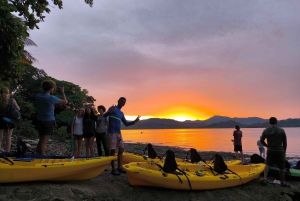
xmin=257 ymin=139 xmax=265 ymax=158
xmin=233 ymin=125 xmax=244 ymax=163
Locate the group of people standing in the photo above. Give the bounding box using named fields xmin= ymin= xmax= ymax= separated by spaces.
xmin=70 ymin=106 xmax=109 ymax=157
xmin=232 ymin=117 xmax=289 ymax=187
xmin=36 ymin=80 xmax=140 ymax=176
xmin=0 ymin=80 xmax=141 ymax=176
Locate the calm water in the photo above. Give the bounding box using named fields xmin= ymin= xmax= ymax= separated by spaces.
xmin=122 ymin=127 xmax=300 ymax=157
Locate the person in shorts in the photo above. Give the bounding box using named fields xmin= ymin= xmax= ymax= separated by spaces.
xmin=82 ymin=107 xmax=97 ymax=156
xmin=71 ymin=108 xmax=85 ymax=156
xmin=260 ymin=117 xmax=290 ymax=187
xmin=35 ymin=80 xmax=68 ymax=155
xmin=95 ymin=105 xmax=109 ymax=156
xmin=233 ymin=124 xmax=244 ymax=163
xmin=104 ymin=97 xmax=140 ymax=175
xmin=257 ymin=139 xmax=265 ymax=158
xmin=0 ymin=87 xmax=20 ymax=152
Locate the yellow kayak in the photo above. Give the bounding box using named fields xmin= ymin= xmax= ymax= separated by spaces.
xmin=0 ymin=156 xmax=116 ymax=183
xmin=122 ymin=152 xmax=242 ymax=166
xmin=123 ymin=162 xmax=265 ymax=190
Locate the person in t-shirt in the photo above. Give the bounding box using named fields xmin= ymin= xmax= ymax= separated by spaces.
xmin=104 ymin=97 xmax=140 ymax=175
xmin=233 ymin=124 xmax=244 ymax=163
xmin=260 ymin=117 xmax=289 ymax=187
xmin=95 ymin=105 xmax=109 ymax=156
xmin=36 ymin=80 xmax=68 ymax=155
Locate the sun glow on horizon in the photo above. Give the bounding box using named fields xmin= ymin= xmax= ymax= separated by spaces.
xmin=125 ymin=114 xmax=204 ymax=121
xmin=125 ymin=102 xmax=212 ymax=121
xmin=160 ymin=114 xmax=200 ymax=121
xmin=125 ymin=115 xmax=154 ymax=121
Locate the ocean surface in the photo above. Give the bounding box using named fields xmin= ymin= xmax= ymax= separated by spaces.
xmin=122 ymin=127 xmax=300 ymax=157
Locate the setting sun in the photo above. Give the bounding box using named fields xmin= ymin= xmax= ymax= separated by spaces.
xmin=160 ymin=114 xmax=199 ymax=121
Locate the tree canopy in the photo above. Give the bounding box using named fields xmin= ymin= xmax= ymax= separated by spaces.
xmin=0 ymin=0 xmax=93 ymax=82
xmin=1 ymin=0 xmax=96 ymax=139
xmin=0 ymin=65 xmax=96 ymax=139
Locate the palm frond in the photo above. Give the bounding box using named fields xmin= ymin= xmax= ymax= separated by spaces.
xmin=23 ymin=38 xmax=37 ymax=46
xmin=23 ymin=51 xmax=38 ymax=63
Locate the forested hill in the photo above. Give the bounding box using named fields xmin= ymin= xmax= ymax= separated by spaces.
xmin=122 ymin=116 xmax=300 ymax=129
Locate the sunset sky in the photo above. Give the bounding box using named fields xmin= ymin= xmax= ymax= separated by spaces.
xmin=26 ymin=0 xmax=300 ymax=121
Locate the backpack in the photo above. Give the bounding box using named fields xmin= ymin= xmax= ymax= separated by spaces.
xmin=213 ymin=154 xmax=228 ymax=174
xmin=6 ymin=98 xmax=21 ymax=124
xmin=296 ymin=160 xmax=300 ymax=169
xmin=66 ymin=120 xmax=72 ymax=133
xmin=162 ymin=150 xmax=178 ymax=173
xmin=250 ymin=154 xmax=265 ymax=163
xmin=16 ymin=138 xmax=27 ymax=157
xmin=66 ymin=117 xmax=75 ymax=133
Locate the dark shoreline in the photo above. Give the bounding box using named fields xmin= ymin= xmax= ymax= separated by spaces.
xmin=17 ymin=138 xmax=300 ymax=161
xmin=123 ymin=142 xmax=300 ymax=161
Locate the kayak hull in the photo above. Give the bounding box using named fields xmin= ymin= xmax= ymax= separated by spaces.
xmin=0 ymin=156 xmax=116 ymax=183
xmin=123 ymin=162 xmax=265 ymax=190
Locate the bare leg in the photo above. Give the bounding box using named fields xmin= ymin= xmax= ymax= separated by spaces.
xmin=235 ymin=151 xmax=238 ymax=159
xmin=110 ymin=149 xmax=116 ymax=170
xmin=0 ymin=129 xmax=3 ymax=150
xmin=241 ymin=151 xmax=244 ymax=163
xmin=5 ymin=129 xmax=13 ymax=152
xmin=37 ymin=135 xmax=50 ymax=155
xmin=118 ymin=148 xmax=124 ymax=169
xmin=73 ymin=139 xmax=79 ymax=156
xmin=89 ymin=138 xmax=94 ymax=156
xmin=279 ymin=168 xmax=285 ymax=184
xmin=263 ymin=152 xmax=265 ymax=158
xmin=264 ymin=165 xmax=269 ymax=180
xmin=84 ymin=138 xmax=90 ymax=156
xmin=78 ymin=139 xmax=82 ymax=156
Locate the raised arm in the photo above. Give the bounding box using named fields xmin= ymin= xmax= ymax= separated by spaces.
xmin=121 ymin=115 xmax=141 ymax=127
xmin=12 ymin=98 xmax=20 ymax=111
xmin=57 ymin=86 xmax=68 ymax=104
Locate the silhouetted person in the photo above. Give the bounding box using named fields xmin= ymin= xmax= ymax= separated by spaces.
xmin=260 ymin=117 xmax=289 ymax=187
xmin=233 ymin=124 xmax=244 ymax=163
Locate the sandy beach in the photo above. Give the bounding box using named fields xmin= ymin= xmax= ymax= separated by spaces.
xmin=0 ymin=140 xmax=300 ymax=201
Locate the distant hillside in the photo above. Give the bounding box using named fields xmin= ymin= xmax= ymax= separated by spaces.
xmin=122 ymin=116 xmax=300 ymax=129
xmin=198 ymin=120 xmax=248 ymax=128
xmin=204 ymin=115 xmax=267 ymax=125
xmin=247 ymin=118 xmax=300 ymax=128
